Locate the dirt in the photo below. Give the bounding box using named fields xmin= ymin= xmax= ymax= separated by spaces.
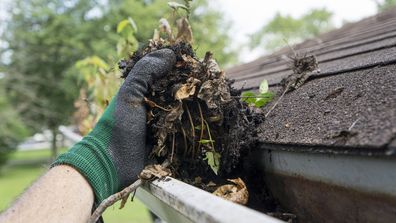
xmin=120 ymin=41 xmax=263 ymax=185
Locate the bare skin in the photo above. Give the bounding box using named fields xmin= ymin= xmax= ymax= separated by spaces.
xmin=0 ymin=165 xmax=94 ymax=223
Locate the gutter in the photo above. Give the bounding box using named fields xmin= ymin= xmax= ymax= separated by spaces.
xmin=258 ymin=144 xmax=396 ymax=223
xmin=58 ymin=126 xmax=283 ymax=223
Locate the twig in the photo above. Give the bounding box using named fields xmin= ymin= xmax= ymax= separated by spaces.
xmin=181 ymin=127 xmax=188 ymax=157
xmin=197 ymin=102 xmax=205 ymax=149
xmin=265 ymin=83 xmax=290 ymax=118
xmin=348 ymin=118 xmax=360 ymax=131
xmin=88 ymin=179 xmax=143 ymax=223
xmin=88 ymin=161 xmax=171 ymax=223
xmin=171 ymin=132 xmax=175 ymax=162
xmin=144 ymin=97 xmax=171 ymax=112
xmin=203 ymin=120 xmax=215 ymax=150
xmin=184 ymin=103 xmax=196 ymax=157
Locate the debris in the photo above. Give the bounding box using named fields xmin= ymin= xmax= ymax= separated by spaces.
xmin=213 ymin=178 xmax=249 ymax=205
xmin=139 ymin=164 xmax=172 ymax=180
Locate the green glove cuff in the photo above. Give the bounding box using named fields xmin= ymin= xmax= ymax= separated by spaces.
xmin=52 ymin=98 xmax=119 ymax=204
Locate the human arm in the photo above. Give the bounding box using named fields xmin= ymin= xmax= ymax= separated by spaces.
xmin=0 ymin=165 xmax=94 ymax=223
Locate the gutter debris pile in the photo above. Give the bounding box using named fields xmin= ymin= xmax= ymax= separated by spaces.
xmin=120 ymin=17 xmax=262 ymax=206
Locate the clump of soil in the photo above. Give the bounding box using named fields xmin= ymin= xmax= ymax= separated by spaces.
xmin=121 ymin=42 xmax=263 ymax=182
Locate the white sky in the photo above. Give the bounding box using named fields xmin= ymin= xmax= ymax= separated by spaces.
xmin=214 ymin=0 xmax=378 ymax=62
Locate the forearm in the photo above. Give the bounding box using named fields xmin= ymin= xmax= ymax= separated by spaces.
xmin=0 ymin=165 xmax=94 ymax=223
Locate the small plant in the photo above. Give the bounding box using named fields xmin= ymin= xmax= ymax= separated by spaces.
xmin=241 ymin=80 xmax=274 ymax=107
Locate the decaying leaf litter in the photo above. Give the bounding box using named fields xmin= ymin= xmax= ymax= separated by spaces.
xmin=119 ymin=17 xmax=263 ymax=201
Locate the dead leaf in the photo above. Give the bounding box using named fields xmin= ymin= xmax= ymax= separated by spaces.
xmin=213 ymin=178 xmax=248 ymax=205
xmin=203 ymin=52 xmax=222 ymax=78
xmin=197 ymin=79 xmax=231 ymax=110
xmin=153 ymin=102 xmax=184 ymax=156
xmin=176 ymin=17 xmax=193 ymax=44
xmin=174 ymin=77 xmax=201 ymax=100
xmin=139 ymin=164 xmax=172 ymax=180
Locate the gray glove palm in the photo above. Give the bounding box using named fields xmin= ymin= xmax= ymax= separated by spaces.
xmin=53 ymin=49 xmax=176 ymax=203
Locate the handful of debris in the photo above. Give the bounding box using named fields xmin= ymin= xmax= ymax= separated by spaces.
xmin=121 ymin=41 xmax=262 ymax=180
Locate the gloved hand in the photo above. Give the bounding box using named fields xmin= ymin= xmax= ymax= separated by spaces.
xmin=52 ymin=49 xmax=176 ymax=204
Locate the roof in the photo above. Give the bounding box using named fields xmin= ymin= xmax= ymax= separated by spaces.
xmin=227 ymin=7 xmax=396 ymax=153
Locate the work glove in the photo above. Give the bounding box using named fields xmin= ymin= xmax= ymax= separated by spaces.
xmin=52 ymin=49 xmax=176 ymax=204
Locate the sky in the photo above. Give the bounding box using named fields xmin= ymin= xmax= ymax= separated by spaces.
xmin=214 ymin=0 xmax=378 ymax=62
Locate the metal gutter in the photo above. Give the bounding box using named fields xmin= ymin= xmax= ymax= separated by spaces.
xmin=259 ymin=147 xmax=396 ymax=223
xmin=58 ymin=126 xmax=283 ymax=223
xmin=136 ymin=177 xmax=283 ymax=223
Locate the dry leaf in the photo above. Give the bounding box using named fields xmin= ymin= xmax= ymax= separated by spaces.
xmin=197 ymin=79 xmax=231 ymax=110
xmin=139 ymin=164 xmax=172 ymax=180
xmin=153 ymin=102 xmax=184 ymax=156
xmin=174 ymin=77 xmax=201 ymax=100
xmin=176 ymin=17 xmax=193 ymax=44
xmin=213 ymin=178 xmax=248 ymax=205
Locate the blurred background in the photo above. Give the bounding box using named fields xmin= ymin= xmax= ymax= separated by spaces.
xmin=0 ymin=0 xmax=394 ymax=222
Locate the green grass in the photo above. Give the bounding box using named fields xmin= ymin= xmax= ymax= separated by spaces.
xmin=10 ymin=148 xmax=68 ymax=161
xmin=0 ymin=149 xmax=152 ymax=223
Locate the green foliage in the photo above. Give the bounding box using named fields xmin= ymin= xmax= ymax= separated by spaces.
xmin=116 ymin=18 xmax=139 ymax=57
xmin=250 ymin=8 xmax=333 ymax=51
xmin=241 ymin=80 xmax=274 ymax=107
xmin=375 ymin=0 xmax=396 ymax=11
xmin=0 ymin=80 xmax=29 ymax=169
xmin=204 ymin=151 xmax=221 ymax=175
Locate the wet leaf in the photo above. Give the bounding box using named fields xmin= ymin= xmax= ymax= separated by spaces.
xmin=259 ymin=79 xmax=269 ymax=94
xmin=204 ymin=151 xmax=221 ymax=175
xmin=213 ymin=178 xmax=249 ymax=205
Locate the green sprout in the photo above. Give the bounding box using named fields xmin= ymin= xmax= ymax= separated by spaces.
xmin=241 ymin=80 xmax=274 ymax=107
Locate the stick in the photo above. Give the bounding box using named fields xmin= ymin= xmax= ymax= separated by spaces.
xmin=88 ymin=179 xmax=143 ymax=223
xmin=265 ymin=83 xmax=290 ymax=118
xmin=88 ymin=161 xmax=171 ymax=223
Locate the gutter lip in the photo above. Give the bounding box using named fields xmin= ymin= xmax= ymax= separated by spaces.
xmin=258 ymin=141 xmax=396 ymax=157
xmin=137 ymin=177 xmax=284 ymax=223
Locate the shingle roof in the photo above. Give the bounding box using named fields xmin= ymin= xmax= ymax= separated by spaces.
xmin=227 ymin=7 xmax=396 ymax=153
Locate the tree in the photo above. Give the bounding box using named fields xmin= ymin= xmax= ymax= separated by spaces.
xmin=249 ymin=8 xmax=333 ymax=51
xmin=97 ymin=0 xmax=237 ymax=65
xmin=1 ymin=0 xmax=113 ymax=158
xmin=1 ymin=0 xmax=236 ymax=159
xmin=0 ymin=79 xmax=28 ymax=170
xmin=375 ymin=0 xmax=396 ymax=11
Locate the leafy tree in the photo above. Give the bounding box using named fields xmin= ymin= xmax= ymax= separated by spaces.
xmin=1 ymin=0 xmax=236 ymax=159
xmin=1 ymin=0 xmax=113 ymax=158
xmin=0 ymin=79 xmax=28 ymax=170
xmin=375 ymin=0 xmax=396 ymax=11
xmin=249 ymin=8 xmax=333 ymax=51
xmin=99 ymin=0 xmax=236 ymax=65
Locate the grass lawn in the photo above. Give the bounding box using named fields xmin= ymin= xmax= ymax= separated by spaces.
xmin=0 ymin=149 xmax=152 ymax=223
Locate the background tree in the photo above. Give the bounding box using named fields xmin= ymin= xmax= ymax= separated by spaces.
xmin=374 ymin=0 xmax=396 ymax=11
xmin=0 ymin=79 xmax=28 ymax=170
xmin=249 ymin=8 xmax=333 ymax=51
xmin=1 ymin=0 xmax=119 ymax=158
xmin=1 ymin=0 xmax=236 ymax=158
